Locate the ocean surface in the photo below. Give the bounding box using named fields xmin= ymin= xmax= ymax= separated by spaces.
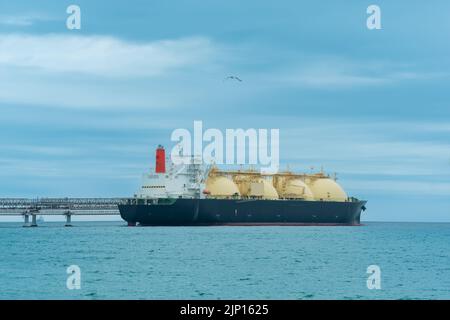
xmin=0 ymin=221 xmax=449 ymax=300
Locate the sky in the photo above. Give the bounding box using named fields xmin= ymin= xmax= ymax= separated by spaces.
xmin=0 ymin=0 xmax=449 ymax=222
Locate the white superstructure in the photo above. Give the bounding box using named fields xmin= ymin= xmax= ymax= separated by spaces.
xmin=136 ymin=151 xmax=207 ymax=199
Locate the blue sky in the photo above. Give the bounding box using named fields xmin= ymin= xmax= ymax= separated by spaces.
xmin=0 ymin=0 xmax=449 ymax=221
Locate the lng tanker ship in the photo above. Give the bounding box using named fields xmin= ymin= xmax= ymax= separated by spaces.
xmin=119 ymin=146 xmax=367 ymax=226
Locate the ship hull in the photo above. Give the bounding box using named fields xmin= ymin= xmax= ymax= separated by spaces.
xmin=118 ymin=198 xmax=367 ymax=226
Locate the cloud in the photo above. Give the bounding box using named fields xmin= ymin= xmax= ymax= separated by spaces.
xmin=0 ymin=33 xmax=445 ymax=111
xmin=0 ymin=16 xmax=34 ymax=27
xmin=0 ymin=14 xmax=55 ymax=27
xmin=0 ymin=33 xmax=222 ymax=109
xmin=282 ymin=67 xmax=387 ymax=88
xmin=280 ymin=118 xmax=450 ymax=172
xmin=254 ymin=117 xmax=450 ymax=198
xmin=0 ymin=34 xmax=217 ymax=77
xmin=345 ymin=180 xmax=450 ymax=197
xmin=266 ymin=57 xmax=445 ymax=89
xmin=1 ymin=145 xmax=83 ymax=157
xmin=0 ymin=157 xmax=142 ymax=179
xmin=0 ymin=73 xmax=198 ymax=109
xmin=1 ymin=115 xmax=448 ymax=197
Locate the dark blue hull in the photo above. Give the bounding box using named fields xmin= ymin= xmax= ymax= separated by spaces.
xmin=118 ymin=198 xmax=367 ymax=226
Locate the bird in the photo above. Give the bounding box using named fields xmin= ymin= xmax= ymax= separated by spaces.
xmin=224 ymin=75 xmax=242 ymax=82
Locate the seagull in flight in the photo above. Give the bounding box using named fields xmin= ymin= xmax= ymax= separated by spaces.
xmin=224 ymin=75 xmax=243 ymax=82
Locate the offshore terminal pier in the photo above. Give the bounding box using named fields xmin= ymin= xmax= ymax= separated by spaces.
xmin=0 ymin=146 xmax=366 ymax=227
xmin=0 ymin=198 xmax=122 ymax=227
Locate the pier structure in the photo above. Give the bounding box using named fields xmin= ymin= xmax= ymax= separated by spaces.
xmin=0 ymin=198 xmax=124 ymax=227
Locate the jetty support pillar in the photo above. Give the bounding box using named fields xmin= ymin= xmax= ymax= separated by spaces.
xmin=65 ymin=211 xmax=73 ymax=227
xmin=30 ymin=214 xmax=38 ymax=227
xmin=23 ymin=213 xmax=30 ymax=227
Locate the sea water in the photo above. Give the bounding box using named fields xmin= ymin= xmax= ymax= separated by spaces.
xmin=0 ymin=221 xmax=449 ymax=299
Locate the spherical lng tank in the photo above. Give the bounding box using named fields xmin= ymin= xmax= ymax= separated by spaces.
xmin=233 ymin=176 xmax=279 ymax=199
xmin=307 ymin=178 xmax=347 ymax=201
xmin=280 ymin=179 xmax=314 ymax=200
xmin=205 ymin=176 xmax=240 ymax=198
xmin=259 ymin=179 xmax=279 ymax=199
